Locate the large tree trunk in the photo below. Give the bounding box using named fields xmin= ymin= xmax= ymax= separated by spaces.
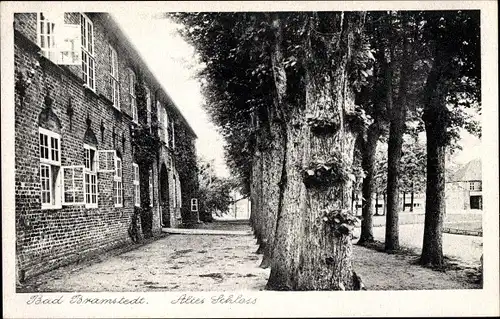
xmin=385 ymin=18 xmax=411 ymax=252
xmin=420 ymin=54 xmax=448 ymax=268
xmin=385 ymin=115 xmax=404 ymax=251
xmin=421 ymin=109 xmax=446 ymax=267
xmin=357 ymin=125 xmax=380 ymax=244
xmin=267 ymin=12 xmax=364 ymax=291
xmin=259 ymin=121 xmax=285 ymax=268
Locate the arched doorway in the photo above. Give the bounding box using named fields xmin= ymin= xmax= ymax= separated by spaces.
xmin=160 ymin=163 xmax=170 ymax=227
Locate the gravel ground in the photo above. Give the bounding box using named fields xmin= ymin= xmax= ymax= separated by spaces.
xmin=18 ymin=222 xmax=479 ymax=292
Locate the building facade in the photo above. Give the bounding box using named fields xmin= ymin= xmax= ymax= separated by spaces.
xmin=14 ymin=12 xmax=198 ymax=282
xmin=446 ymin=159 xmax=482 ymax=211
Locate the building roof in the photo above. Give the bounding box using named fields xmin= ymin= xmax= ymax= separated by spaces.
xmin=104 ymin=13 xmax=197 ymax=139
xmin=450 ymin=158 xmax=482 ymax=182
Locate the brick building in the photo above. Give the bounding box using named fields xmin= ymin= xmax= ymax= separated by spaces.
xmin=14 ymin=12 xmax=198 ymax=282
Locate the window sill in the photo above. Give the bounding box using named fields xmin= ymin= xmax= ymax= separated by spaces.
xmin=114 ymin=204 xmax=123 ymax=208
xmin=85 ymin=204 xmax=98 ymax=209
xmin=41 ymin=204 xmax=62 ymax=210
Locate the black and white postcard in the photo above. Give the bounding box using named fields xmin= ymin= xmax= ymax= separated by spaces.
xmin=2 ymin=1 xmax=498 ymax=318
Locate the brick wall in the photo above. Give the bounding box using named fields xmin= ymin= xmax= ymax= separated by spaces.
xmin=13 ymin=12 xmax=196 ymax=282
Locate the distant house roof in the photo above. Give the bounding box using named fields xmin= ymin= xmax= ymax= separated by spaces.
xmin=450 ymin=158 xmax=482 ymax=182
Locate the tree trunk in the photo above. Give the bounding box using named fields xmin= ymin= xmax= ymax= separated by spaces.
xmin=410 ymin=187 xmax=414 ymax=212
xmin=259 ymin=120 xmax=285 ymax=269
xmin=385 ymin=117 xmax=403 ymax=251
xmin=402 ymin=192 xmax=406 ymax=211
xmin=357 ymin=125 xmax=380 ymax=244
xmin=385 ymin=17 xmax=411 ymax=252
xmin=267 ymin=12 xmax=364 ymax=291
xmin=383 ymin=192 xmax=386 ymax=216
xmin=420 ymin=53 xmax=448 ymax=268
xmin=421 ymin=114 xmax=445 ymax=267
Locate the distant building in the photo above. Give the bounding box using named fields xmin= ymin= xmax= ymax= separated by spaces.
xmin=446 ymin=159 xmax=482 ymax=210
xmin=227 ymin=190 xmax=251 ymax=220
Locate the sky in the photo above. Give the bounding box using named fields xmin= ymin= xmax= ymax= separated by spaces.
xmin=112 ymin=11 xmax=481 ymax=176
xmin=112 ymin=12 xmax=230 ymax=177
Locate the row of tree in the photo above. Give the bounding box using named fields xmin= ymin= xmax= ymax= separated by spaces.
xmin=172 ymin=10 xmax=480 ymax=290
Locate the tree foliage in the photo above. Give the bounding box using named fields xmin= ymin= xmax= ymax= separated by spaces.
xmin=198 ymin=158 xmax=238 ymax=220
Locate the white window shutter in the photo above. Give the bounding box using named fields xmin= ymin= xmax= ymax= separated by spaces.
xmin=97 ymin=150 xmax=116 ymax=172
xmin=57 ymin=24 xmax=82 ymax=65
xmin=62 ymin=165 xmax=85 ymax=205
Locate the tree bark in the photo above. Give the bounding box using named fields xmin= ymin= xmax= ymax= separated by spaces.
xmin=357 ymin=125 xmax=380 ymax=244
xmin=385 ymin=16 xmax=411 ymax=252
xmin=420 ymin=53 xmax=448 ymax=268
xmin=410 ymin=187 xmax=414 ymax=212
xmin=402 ymin=192 xmax=406 ymax=211
xmin=267 ymin=12 xmax=364 ymax=291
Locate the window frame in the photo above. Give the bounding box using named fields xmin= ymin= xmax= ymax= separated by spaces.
xmin=171 ymin=120 xmax=175 ymax=149
xmin=39 ymin=127 xmax=62 ymax=209
xmin=62 ymin=165 xmax=85 ymax=206
xmin=128 ymin=69 xmax=138 ymax=123
xmin=114 ymin=156 xmax=123 ymax=207
xmin=133 ymin=163 xmax=140 ymax=207
xmin=37 ymin=13 xmax=57 ymax=63
xmin=109 ymin=44 xmax=120 ymax=110
xmin=97 ymin=150 xmax=116 ymax=172
xmin=163 ymin=106 xmax=169 ymax=144
xmin=149 ymin=169 xmax=154 ymax=207
xmin=83 ymin=143 xmax=98 ymax=208
xmin=81 ymin=13 xmax=96 ymax=91
xmin=145 ymin=87 xmax=151 ymax=127
xmin=191 ymin=198 xmax=198 ymax=212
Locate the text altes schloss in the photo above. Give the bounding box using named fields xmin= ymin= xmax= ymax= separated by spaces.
xmin=171 ymin=294 xmax=257 ymax=305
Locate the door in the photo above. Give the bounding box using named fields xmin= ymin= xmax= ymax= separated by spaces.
xmin=160 ymin=163 xmax=170 ymax=227
xmin=470 ymin=195 xmax=482 ymax=210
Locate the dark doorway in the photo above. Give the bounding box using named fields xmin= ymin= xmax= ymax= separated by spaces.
xmin=470 ymin=195 xmax=482 ymax=210
xmin=160 ymin=163 xmax=170 ymax=227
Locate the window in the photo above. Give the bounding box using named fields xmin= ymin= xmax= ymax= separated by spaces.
xmin=37 ymin=13 xmax=81 ymax=65
xmin=62 ymin=166 xmax=85 ymax=205
xmin=145 ymin=87 xmax=151 ymax=127
xmin=97 ymin=150 xmax=115 ymax=172
xmin=114 ymin=156 xmax=123 ymax=207
xmin=177 ymin=178 xmax=182 ymax=208
xmin=133 ymin=163 xmax=140 ymax=207
xmin=109 ymin=45 xmax=120 ymax=109
xmin=39 ymin=128 xmax=62 ymax=209
xmin=173 ymin=173 xmax=177 ymax=208
xmin=128 ymin=69 xmax=138 ymax=123
xmin=149 ymin=169 xmax=154 ymax=207
xmin=469 ymin=181 xmax=482 ymax=191
xmin=81 ymin=13 xmax=95 ymax=90
xmin=84 ymin=144 xmax=98 ymax=207
xmin=191 ymin=198 xmax=198 ymax=212
xmin=170 ymin=120 xmax=175 ymax=149
xmin=157 ymin=101 xmax=169 ymax=143
xmin=37 ymin=13 xmax=57 ymax=62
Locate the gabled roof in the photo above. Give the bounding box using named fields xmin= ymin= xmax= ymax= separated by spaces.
xmin=450 ymin=158 xmax=482 ymax=182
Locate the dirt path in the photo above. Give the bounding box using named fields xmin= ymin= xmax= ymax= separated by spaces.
xmin=18 ymin=223 xmax=479 ymax=292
